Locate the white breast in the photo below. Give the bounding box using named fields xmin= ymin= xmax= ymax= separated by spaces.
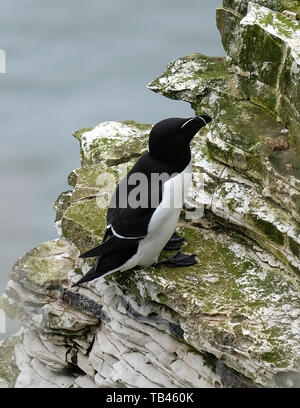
xmin=121 ymin=161 xmax=192 ymax=269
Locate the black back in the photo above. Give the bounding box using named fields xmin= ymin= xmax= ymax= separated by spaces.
xmin=107 ymin=153 xmax=181 ymax=237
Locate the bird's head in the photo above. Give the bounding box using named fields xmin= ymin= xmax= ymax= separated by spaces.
xmin=149 ymin=115 xmax=212 ymax=163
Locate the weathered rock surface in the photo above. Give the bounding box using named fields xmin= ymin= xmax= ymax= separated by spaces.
xmin=0 ymin=335 xmax=19 ymax=388
xmin=0 ymin=0 xmax=299 ymax=388
xmin=216 ymin=1 xmax=300 ymax=142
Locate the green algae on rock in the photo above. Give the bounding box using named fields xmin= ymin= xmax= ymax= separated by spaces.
xmin=111 ymin=224 xmax=300 ymax=386
xmin=217 ymin=1 xmax=300 ymax=144
xmin=206 ymin=96 xmax=300 ymax=224
xmin=61 ymin=198 xmax=106 ymax=255
xmin=0 ymin=335 xmax=19 ymax=388
xmin=148 ymin=3 xmax=300 ymax=274
xmin=10 ymin=239 xmax=76 ymax=294
xmin=148 ymin=54 xmax=231 ymax=115
xmin=223 ymin=0 xmax=300 ymax=17
xmin=74 ymin=120 xmax=151 ymax=167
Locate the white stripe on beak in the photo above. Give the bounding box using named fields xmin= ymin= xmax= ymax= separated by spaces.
xmin=196 ymin=116 xmax=207 ymax=125
xmin=181 ymin=118 xmax=194 ymax=129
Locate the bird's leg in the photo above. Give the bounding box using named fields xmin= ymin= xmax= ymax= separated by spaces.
xmin=160 ymin=232 xmax=197 ymax=266
xmin=156 ymin=252 xmax=197 ymax=267
xmin=163 ymin=232 xmax=184 ymax=251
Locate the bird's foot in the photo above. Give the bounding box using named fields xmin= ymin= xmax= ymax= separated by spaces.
xmin=163 ymin=232 xmax=184 ymax=251
xmin=157 ymin=252 xmax=197 ymax=267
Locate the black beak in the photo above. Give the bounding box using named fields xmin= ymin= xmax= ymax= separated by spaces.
xmin=195 ymin=115 xmax=212 ymax=126
xmin=181 ymin=115 xmax=212 ymax=131
xmin=180 ymin=115 xmax=212 ymax=142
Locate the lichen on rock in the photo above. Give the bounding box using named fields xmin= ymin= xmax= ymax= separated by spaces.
xmin=74 ymin=120 xmax=151 ymax=167
xmin=148 ymin=53 xmax=232 ymax=115
xmin=217 ymin=1 xmax=300 ymax=143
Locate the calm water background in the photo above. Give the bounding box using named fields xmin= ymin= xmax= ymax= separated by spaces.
xmin=0 ymin=0 xmax=224 ymax=338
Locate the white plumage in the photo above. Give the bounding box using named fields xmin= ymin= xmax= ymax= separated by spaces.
xmin=120 ymin=160 xmax=192 ymax=269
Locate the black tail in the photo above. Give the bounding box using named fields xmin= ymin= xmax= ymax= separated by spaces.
xmin=79 ymin=235 xmax=140 ymax=259
xmin=73 ymin=242 xmax=139 ymax=286
xmin=72 ymin=263 xmax=100 ymax=287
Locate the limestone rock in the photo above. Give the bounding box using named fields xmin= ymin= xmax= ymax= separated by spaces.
xmin=217 ymin=1 xmax=300 ymax=141
xmin=148 ymin=53 xmax=232 ymax=115
xmin=73 ymin=120 xmax=151 ymax=167
xmin=0 ymin=335 xmax=19 ymax=388
xmin=149 ymin=3 xmax=300 ymax=274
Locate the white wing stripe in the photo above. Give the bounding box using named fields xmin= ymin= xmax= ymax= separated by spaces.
xmin=110 ymin=225 xmax=145 ymax=240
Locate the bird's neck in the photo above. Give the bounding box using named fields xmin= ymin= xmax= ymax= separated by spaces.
xmin=150 ymin=147 xmax=191 ymax=173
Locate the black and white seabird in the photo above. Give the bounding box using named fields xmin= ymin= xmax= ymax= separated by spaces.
xmin=73 ymin=115 xmax=212 ymax=286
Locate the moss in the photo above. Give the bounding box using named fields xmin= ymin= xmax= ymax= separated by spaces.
xmin=238 ymin=76 xmax=277 ymax=114
xmin=291 ymin=194 xmax=300 ymax=215
xmin=62 ymin=199 xmax=106 ymax=238
xmin=278 ymin=98 xmax=300 ymax=148
xmin=249 ymin=215 xmax=285 ymax=245
xmin=82 ymin=132 xmax=148 ymax=167
xmin=114 ymin=224 xmax=298 ymax=318
xmin=23 ymin=258 xmax=70 ymax=287
xmin=156 ymin=292 xmax=169 ymax=304
xmin=239 ymin=24 xmax=284 ymax=85
xmin=261 ymin=350 xmax=292 ymax=367
xmin=288 ymin=226 xmax=300 ymax=259
xmin=206 ymin=138 xmax=244 ymax=171
xmin=72 ymin=127 xmax=94 ymax=144
xmin=122 ymin=120 xmax=152 ymax=131
xmin=218 ymin=2 xmax=300 ymax=146
xmin=148 ymin=53 xmax=231 ymax=104
xmin=256 ymin=7 xmax=299 ymax=37
xmin=12 ymin=256 xmax=70 ymax=290
xmin=211 ymin=97 xmax=282 ymax=152
xmin=0 ymin=294 xmax=27 ymax=321
xmin=191 ymin=56 xmax=230 ymax=81
xmin=73 ymin=163 xmax=119 ymax=189
xmin=110 ymin=224 xmax=300 ymax=376
xmin=72 ymin=122 xmax=150 ymax=167
xmin=26 ymin=239 xmax=70 ymax=258
xmin=9 ymin=240 xmax=74 ymax=293
xmin=222 ymin=0 xmax=298 ymax=17
xmin=216 ymin=7 xmax=242 ymax=59
xmin=61 ymin=199 xmax=106 ymax=253
xmin=53 ymin=190 xmax=72 ymax=222
xmin=0 ymin=335 xmax=19 ymax=387
xmin=278 ymin=50 xmax=300 ymax=147
xmin=260 ymin=8 xmax=299 ymax=32
xmin=268 ymin=147 xmax=300 ymax=180
xmin=206 ymin=96 xmax=300 ymax=230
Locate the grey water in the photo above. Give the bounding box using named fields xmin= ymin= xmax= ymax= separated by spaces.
xmin=0 ymin=0 xmax=224 ymax=339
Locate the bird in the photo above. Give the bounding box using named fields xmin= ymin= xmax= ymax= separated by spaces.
xmin=73 ymin=115 xmax=212 ymax=286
